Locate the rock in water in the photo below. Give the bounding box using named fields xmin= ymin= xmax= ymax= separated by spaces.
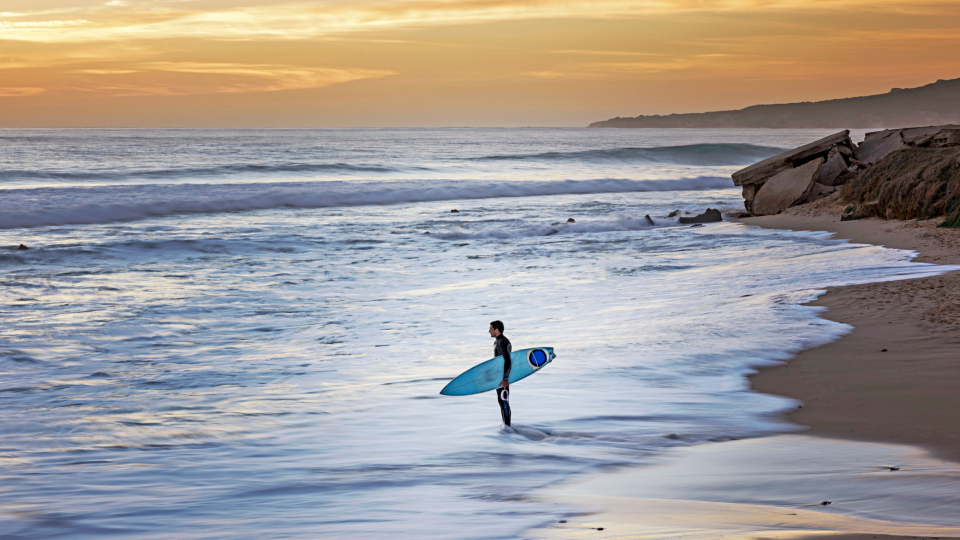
xmin=644 ymin=215 xmax=655 ymax=225
xmin=678 ymin=208 xmax=722 ymax=224
xmin=667 ymin=210 xmax=680 ymax=218
xmin=566 ymin=218 xmax=575 ymax=223
xmin=751 ymin=158 xmax=823 ymax=216
xmin=18 ymin=244 xmax=29 ymax=250
xmin=450 ymin=209 xmax=460 ymax=213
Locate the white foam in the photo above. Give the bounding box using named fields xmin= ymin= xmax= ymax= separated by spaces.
xmin=0 ymin=177 xmax=732 ymax=229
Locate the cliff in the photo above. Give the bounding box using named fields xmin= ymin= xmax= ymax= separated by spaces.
xmin=589 ymin=78 xmax=960 ymax=129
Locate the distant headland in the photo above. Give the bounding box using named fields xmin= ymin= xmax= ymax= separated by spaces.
xmin=588 ymin=77 xmax=960 ymax=129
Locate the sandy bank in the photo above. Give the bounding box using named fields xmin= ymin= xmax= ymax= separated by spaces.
xmin=529 ymin=207 xmax=960 ymax=540
xmin=746 ymin=210 xmax=960 ymax=462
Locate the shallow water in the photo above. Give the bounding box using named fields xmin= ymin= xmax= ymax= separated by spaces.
xmin=0 ymin=128 xmax=950 ymax=539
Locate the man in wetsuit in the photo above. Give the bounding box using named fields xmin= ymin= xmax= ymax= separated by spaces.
xmin=489 ymin=320 xmax=512 ymax=426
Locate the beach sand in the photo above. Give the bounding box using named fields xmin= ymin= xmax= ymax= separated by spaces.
xmin=747 ymin=209 xmax=960 ymax=462
xmin=529 ymin=200 xmax=960 ymax=540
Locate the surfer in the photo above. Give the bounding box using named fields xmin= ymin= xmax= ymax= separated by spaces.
xmin=489 ymin=320 xmax=512 ymax=426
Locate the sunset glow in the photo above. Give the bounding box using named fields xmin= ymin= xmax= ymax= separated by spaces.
xmin=2 ymin=0 xmax=959 ymax=126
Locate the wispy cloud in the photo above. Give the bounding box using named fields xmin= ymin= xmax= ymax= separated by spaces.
xmin=4 ymin=0 xmax=957 ymax=43
xmin=58 ymin=62 xmax=396 ymax=96
xmin=0 ymin=87 xmax=47 ymax=97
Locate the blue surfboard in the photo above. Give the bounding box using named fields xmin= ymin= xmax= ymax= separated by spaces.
xmin=440 ymin=347 xmax=555 ymax=396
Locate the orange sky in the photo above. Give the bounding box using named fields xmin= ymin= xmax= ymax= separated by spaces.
xmin=1 ymin=0 xmax=959 ymax=126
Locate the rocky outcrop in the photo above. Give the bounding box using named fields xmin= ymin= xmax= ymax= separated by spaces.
xmin=733 ymin=131 xmax=854 ymax=213
xmin=734 ymin=124 xmax=960 ymax=215
xmin=839 ymin=146 xmax=960 ymax=227
xmin=678 ymin=208 xmax=722 ymax=224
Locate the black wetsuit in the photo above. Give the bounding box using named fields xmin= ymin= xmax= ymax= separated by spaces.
xmin=494 ymin=334 xmax=512 ymax=426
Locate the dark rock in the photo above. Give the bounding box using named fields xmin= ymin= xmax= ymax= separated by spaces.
xmin=566 ymin=218 xmax=575 ymax=223
xmin=732 ymin=212 xmax=752 ymax=218
xmin=802 ymin=182 xmax=836 ymax=204
xmin=667 ymin=210 xmax=680 ymax=218
xmin=678 ymin=208 xmax=722 ymax=224
xmin=456 ymin=243 xmax=468 ymax=246
xmin=840 ymin=213 xmax=861 ymax=221
xmin=423 ymin=231 xmax=431 ymax=234
xmin=933 ymin=128 xmax=960 ymax=147
xmin=818 ymin=148 xmax=847 ymax=186
xmin=751 ymin=158 xmax=822 ymax=216
xmin=855 ymin=129 xmax=908 ymax=165
xmin=450 ymin=209 xmax=459 ymax=213
xmin=558 ymin=520 xmax=567 ymax=524
xmin=881 ymin=348 xmax=887 ymax=352
xmin=833 ymin=167 xmax=859 ymax=186
xmin=644 ymin=215 xmax=655 ymax=225
xmin=821 ymin=501 xmax=832 ymax=506
xmin=890 ymin=467 xmax=900 ymax=471
xmin=901 ymin=124 xmax=960 ymax=145
xmin=690 ymin=223 xmax=703 ymax=227
xmin=18 ymin=244 xmax=29 ymax=250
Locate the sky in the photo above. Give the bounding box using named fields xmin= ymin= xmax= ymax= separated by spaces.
xmin=1 ymin=0 xmax=959 ymax=127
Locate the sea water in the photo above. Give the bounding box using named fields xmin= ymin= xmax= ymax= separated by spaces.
xmin=0 ymin=128 xmax=949 ymax=539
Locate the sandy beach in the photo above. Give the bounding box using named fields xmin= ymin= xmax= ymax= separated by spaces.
xmin=531 ymin=199 xmax=960 ymax=540
xmin=747 ymin=204 xmax=960 ymax=462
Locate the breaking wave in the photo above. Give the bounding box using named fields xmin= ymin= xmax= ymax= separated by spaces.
xmin=474 ymin=143 xmax=783 ymax=166
xmin=1 ymin=162 xmax=409 ymax=183
xmin=0 ymin=177 xmax=734 ymax=229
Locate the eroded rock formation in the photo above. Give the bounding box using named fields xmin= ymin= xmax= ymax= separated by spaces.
xmin=733 ymin=125 xmax=960 ymax=215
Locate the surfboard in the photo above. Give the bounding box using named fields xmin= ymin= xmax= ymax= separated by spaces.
xmin=439 ymin=347 xmax=555 ymax=396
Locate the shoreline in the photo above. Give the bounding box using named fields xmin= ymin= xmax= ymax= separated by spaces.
xmin=530 ymin=207 xmax=960 ymax=540
xmin=745 ymin=211 xmax=960 ymax=462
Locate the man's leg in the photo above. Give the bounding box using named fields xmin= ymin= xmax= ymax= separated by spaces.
xmin=496 ymin=387 xmax=512 ymax=426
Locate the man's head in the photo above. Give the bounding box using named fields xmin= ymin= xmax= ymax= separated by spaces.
xmin=489 ymin=320 xmax=504 ymax=338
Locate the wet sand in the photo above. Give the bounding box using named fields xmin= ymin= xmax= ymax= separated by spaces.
xmin=746 ymin=213 xmax=960 ymax=462
xmin=530 ymin=206 xmax=960 ymax=540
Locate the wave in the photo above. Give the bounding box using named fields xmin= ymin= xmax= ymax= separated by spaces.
xmin=474 ymin=143 xmax=783 ymax=166
xmin=0 ymin=177 xmax=734 ymax=229
xmin=0 ymin=162 xmax=411 ymax=183
xmin=431 ymin=216 xmax=662 ymax=241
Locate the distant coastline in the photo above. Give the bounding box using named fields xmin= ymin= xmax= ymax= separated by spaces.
xmin=588 ymin=77 xmax=960 ymax=129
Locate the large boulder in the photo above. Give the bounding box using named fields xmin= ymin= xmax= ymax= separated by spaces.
xmin=818 ymin=147 xmax=848 ymax=186
xmin=751 ymin=158 xmax=823 ymax=216
xmin=732 ymin=131 xmax=851 ymax=187
xmin=854 ymin=129 xmax=908 ymax=165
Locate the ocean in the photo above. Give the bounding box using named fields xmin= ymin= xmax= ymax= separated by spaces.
xmin=0 ymin=128 xmax=947 ymax=539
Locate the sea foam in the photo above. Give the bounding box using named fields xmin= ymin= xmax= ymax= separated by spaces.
xmin=0 ymin=177 xmax=733 ymax=229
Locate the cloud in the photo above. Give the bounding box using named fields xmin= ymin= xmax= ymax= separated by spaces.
xmin=60 ymin=62 xmax=396 ymax=96
xmin=4 ymin=0 xmax=957 ymax=43
xmin=0 ymin=87 xmax=46 ymax=97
